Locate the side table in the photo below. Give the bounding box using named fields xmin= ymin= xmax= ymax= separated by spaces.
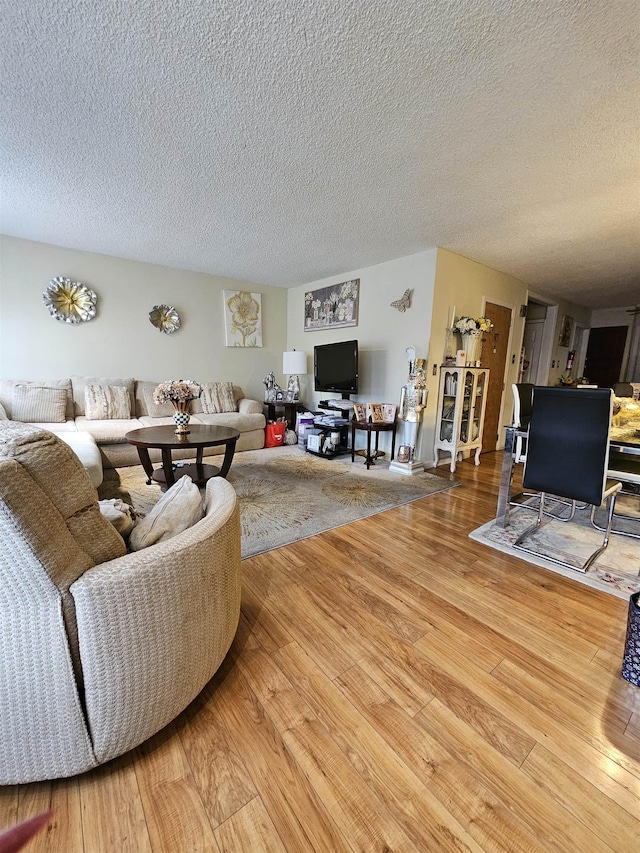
xmin=264 ymin=400 xmax=305 ymax=431
xmin=351 ymin=420 xmax=397 ymax=469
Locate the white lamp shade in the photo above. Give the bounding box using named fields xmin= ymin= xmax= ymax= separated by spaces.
xmin=282 ymin=350 xmax=307 ymax=375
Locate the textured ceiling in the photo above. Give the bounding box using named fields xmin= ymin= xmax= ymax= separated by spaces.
xmin=1 ymin=0 xmax=639 ymax=308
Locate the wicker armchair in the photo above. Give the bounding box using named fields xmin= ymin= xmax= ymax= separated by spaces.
xmin=0 ymin=423 xmax=241 ymax=784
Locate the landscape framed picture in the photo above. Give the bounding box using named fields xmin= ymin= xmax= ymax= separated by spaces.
xmin=304 ymin=279 xmax=359 ymax=331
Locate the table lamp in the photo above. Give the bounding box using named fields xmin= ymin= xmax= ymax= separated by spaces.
xmin=282 ymin=350 xmax=307 ymax=402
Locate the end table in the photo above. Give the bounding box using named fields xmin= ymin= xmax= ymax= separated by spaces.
xmin=351 ymin=420 xmax=397 ymax=469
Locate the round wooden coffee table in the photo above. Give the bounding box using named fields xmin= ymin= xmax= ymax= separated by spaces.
xmin=125 ymin=424 xmax=240 ymax=487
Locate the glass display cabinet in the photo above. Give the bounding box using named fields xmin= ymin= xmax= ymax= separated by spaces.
xmin=434 ymin=366 xmax=489 ymax=472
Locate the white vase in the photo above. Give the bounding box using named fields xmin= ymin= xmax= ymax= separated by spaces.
xmin=461 ymin=331 xmax=482 ymax=365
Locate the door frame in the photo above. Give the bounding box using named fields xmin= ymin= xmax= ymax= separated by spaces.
xmin=482 ymin=297 xmax=516 ymax=451
xmin=526 ymin=292 xmax=558 ymax=387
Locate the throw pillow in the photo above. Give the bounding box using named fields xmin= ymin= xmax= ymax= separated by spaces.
xmin=129 ymin=475 xmax=204 ymax=551
xmin=0 ymin=402 xmax=7 ymax=420
xmin=141 ymin=382 xmax=174 ymax=418
xmin=99 ymin=498 xmax=137 ymax=538
xmin=85 ymin=384 xmax=131 ymax=420
xmin=200 ymin=381 xmax=238 ymax=414
xmin=11 ymin=384 xmax=68 ymax=423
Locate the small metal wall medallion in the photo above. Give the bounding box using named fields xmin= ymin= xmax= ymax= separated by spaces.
xmin=43 ymin=276 xmax=98 ymax=323
xmin=149 ymin=304 xmax=181 ymax=334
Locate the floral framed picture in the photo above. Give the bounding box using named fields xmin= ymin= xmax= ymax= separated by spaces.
xmin=223 ymin=290 xmax=263 ymax=347
xmin=558 ymin=314 xmax=573 ymax=348
xmin=304 ymin=279 xmax=359 ymax=331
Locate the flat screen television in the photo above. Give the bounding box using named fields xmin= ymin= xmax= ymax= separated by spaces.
xmin=314 ymin=340 xmax=359 ymax=396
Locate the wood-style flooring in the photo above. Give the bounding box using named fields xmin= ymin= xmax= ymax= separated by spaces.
xmin=2 ymin=452 xmax=640 ymax=851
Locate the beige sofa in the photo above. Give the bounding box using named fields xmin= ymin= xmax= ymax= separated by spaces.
xmin=0 ymin=377 xmax=266 ymax=486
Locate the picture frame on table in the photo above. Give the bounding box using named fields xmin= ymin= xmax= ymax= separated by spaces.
xmin=353 ymin=402 xmax=367 ymax=422
xmin=366 ymin=403 xmax=386 ymax=423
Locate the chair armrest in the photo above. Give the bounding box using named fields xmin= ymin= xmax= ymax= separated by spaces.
xmin=70 ymin=478 xmax=241 ymax=764
xmin=238 ymin=397 xmax=263 ymax=415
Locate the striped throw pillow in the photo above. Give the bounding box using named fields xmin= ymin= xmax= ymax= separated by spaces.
xmin=12 ymin=385 xmax=68 ymax=423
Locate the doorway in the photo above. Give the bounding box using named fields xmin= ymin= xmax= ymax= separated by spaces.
xmin=481 ymin=302 xmax=512 ymax=453
xmin=521 ymin=319 xmax=545 ymax=384
xmin=584 ymin=327 xmax=628 ymax=388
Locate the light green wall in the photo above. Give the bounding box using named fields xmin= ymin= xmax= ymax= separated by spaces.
xmin=422 ymin=248 xmax=531 ymax=462
xmin=0 ymin=235 xmax=287 ymax=401
xmin=287 ymin=250 xmax=438 ymax=457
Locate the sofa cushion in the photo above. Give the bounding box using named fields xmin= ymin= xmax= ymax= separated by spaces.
xmin=11 ymin=384 xmax=68 ymax=423
xmin=71 ymin=376 xmax=135 ymax=417
xmin=75 ymin=416 xmax=144 ymax=443
xmin=138 ymin=381 xmax=175 ymax=418
xmin=0 ymin=379 xmax=74 ymax=420
xmin=129 ymin=475 xmax=204 ymax=551
xmin=200 ymin=381 xmax=238 ymax=414
xmin=137 ymin=415 xmax=205 ymax=428
xmin=85 ymin=384 xmax=132 ymax=420
xmin=196 ymin=411 xmax=266 ymax=431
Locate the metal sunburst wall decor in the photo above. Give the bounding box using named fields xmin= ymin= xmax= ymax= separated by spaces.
xmin=149 ymin=304 xmax=181 ymax=334
xmin=43 ymin=276 xmax=98 ymax=323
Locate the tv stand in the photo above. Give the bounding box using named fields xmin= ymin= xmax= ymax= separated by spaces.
xmin=317 ymin=397 xmax=354 ymax=419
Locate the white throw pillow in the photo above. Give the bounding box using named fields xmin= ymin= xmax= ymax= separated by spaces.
xmin=12 ymin=384 xmax=68 ymax=423
xmin=85 ymin=384 xmax=131 ymax=420
xmin=129 ymin=476 xmax=204 ymax=551
xmin=99 ymin=498 xmax=137 ymax=538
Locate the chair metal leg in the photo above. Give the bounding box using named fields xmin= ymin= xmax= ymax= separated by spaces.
xmin=590 ymin=494 xmax=640 ymax=539
xmin=513 ymin=492 xmax=619 ymax=574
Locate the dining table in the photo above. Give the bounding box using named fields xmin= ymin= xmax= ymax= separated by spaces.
xmin=495 ymin=415 xmax=640 ymax=528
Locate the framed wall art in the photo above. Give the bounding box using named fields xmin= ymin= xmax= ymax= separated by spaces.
xmin=558 ymin=314 xmax=573 ymax=347
xmin=304 ymin=279 xmax=359 ymax=331
xmin=223 ymin=290 xmax=263 ymax=347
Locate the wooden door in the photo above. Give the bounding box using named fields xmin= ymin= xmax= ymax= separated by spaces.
xmin=584 ymin=326 xmax=628 ymax=388
xmin=481 ymin=303 xmax=512 ymax=453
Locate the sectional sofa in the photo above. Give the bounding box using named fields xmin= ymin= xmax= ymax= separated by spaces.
xmin=0 ymin=377 xmax=266 ymax=486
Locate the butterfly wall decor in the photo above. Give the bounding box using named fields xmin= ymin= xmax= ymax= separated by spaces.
xmin=390 ymin=288 xmax=413 ymax=312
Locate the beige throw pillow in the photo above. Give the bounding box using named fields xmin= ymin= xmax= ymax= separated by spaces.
xmin=129 ymin=475 xmax=204 ymax=551
xmin=201 ymin=381 xmax=237 ymax=414
xmin=0 ymin=402 xmax=7 ymax=420
xmin=85 ymin=384 xmax=131 ymax=420
xmin=141 ymin=382 xmax=175 ymax=417
xmin=12 ymin=384 xmax=68 ymax=423
xmin=99 ymin=498 xmax=137 ymax=538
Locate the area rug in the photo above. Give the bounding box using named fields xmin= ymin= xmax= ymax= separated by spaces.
xmin=99 ymin=446 xmax=458 ymax=558
xmin=469 ymin=495 xmax=640 ymax=599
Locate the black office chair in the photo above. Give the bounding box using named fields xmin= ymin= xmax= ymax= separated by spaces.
xmin=512 ymin=387 xmax=622 ymax=572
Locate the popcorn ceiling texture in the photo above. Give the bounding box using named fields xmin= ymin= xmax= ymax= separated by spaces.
xmin=1 ymin=0 xmax=638 ymax=306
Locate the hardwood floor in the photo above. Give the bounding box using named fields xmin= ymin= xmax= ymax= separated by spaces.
xmin=2 ymin=452 xmax=639 ymax=851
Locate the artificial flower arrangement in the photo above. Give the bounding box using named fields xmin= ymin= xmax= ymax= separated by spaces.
xmin=453 ymin=316 xmax=493 ymax=334
xmin=557 ymin=375 xmax=588 ymax=387
xmin=153 ymin=379 xmax=201 ymax=407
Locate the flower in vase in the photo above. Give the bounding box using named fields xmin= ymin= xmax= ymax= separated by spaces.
xmin=453 ymin=316 xmax=493 ymax=334
xmin=153 ymin=379 xmax=201 ymax=404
